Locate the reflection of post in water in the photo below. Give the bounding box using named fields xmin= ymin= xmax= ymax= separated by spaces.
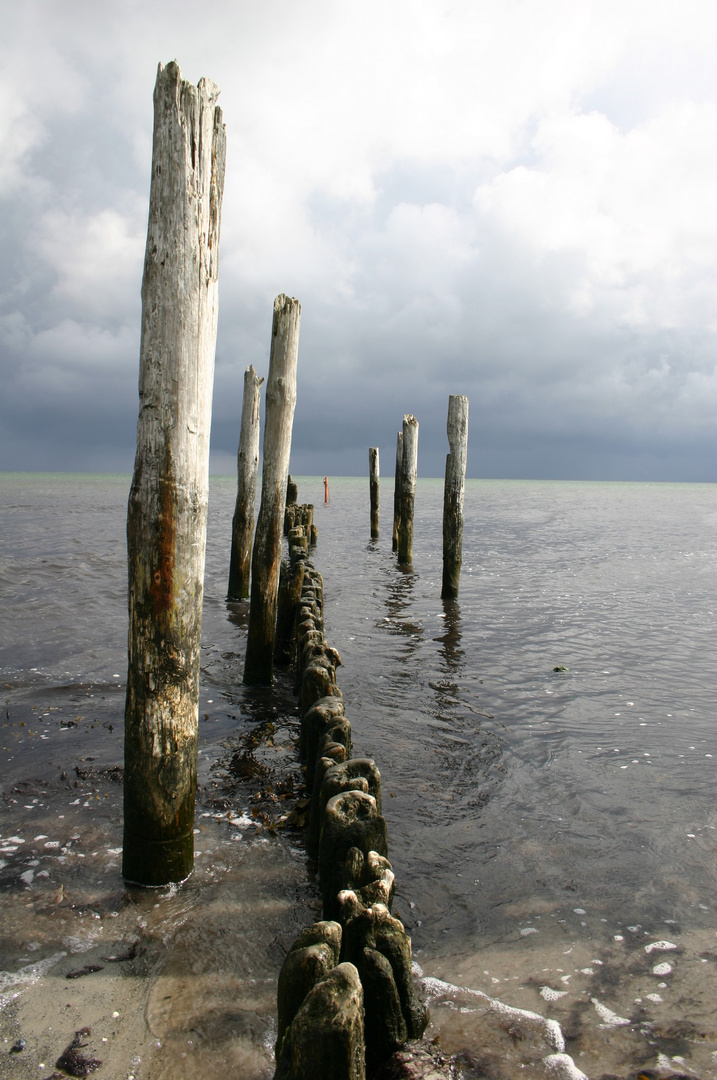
xmin=378 ymin=560 xmax=423 ymax=661
xmin=435 ymin=599 xmax=464 ymax=676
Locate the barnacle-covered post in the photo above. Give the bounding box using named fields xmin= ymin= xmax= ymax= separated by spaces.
xmin=228 ymin=365 xmax=264 ymax=599
xmin=123 ymin=61 xmax=226 ymax=886
xmin=441 ymin=395 xmax=469 ymax=599
xmin=244 ymin=294 xmax=301 ymax=685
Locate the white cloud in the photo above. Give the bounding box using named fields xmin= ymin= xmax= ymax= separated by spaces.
xmin=474 ymin=101 xmax=717 ymax=329
xmin=33 ymin=207 xmax=145 ymax=321
xmin=0 ymin=6 xmax=88 ymax=192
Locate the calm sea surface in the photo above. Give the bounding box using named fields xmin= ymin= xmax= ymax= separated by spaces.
xmin=1 ymin=473 xmax=716 ymax=1077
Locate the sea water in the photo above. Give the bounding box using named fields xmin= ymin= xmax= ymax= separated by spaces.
xmin=1 ymin=473 xmax=716 ymax=1078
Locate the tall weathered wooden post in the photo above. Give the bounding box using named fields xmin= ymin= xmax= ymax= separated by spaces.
xmin=397 ymin=415 xmax=418 ymax=564
xmin=123 ymin=62 xmax=226 ymax=886
xmin=227 ymin=365 xmax=264 ymax=599
xmin=244 ymin=294 xmax=301 ymax=685
xmin=441 ymin=395 xmax=469 ymax=600
xmin=369 ymin=447 xmax=380 ymax=539
xmin=392 ymin=431 xmax=402 ymax=552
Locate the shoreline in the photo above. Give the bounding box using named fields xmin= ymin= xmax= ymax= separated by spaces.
xmin=0 ymin=690 xmax=315 ymax=1080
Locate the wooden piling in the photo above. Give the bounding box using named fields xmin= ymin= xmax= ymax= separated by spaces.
xmin=392 ymin=432 xmax=402 ymax=552
xmin=244 ymin=294 xmax=301 ymax=685
xmin=441 ymin=395 xmax=469 ymax=600
xmin=123 ymin=61 xmax=226 ymax=886
xmin=271 ymin=532 xmax=429 ymax=1073
xmin=369 ymin=447 xmax=379 ymax=540
xmin=228 ymin=365 xmax=264 ymax=599
xmin=397 ymin=416 xmax=418 ymax=564
xmin=275 ymin=543 xmax=307 ymax=666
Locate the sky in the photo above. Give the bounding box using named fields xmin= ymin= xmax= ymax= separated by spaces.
xmin=0 ymin=0 xmax=715 ymax=481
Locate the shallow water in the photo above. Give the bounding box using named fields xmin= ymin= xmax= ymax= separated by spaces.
xmin=1 ymin=473 xmax=716 ymax=1078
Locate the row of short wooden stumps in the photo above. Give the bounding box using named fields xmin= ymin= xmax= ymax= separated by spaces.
xmin=272 ymin=491 xmax=429 ymax=1080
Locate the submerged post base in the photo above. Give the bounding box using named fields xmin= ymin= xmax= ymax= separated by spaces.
xmin=122 ymin=830 xmax=194 ymax=887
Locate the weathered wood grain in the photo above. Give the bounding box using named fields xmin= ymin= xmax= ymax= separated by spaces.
xmin=392 ymin=431 xmax=402 ymax=552
xmin=441 ymin=395 xmax=469 ymax=600
xmin=397 ymin=416 xmax=418 ymax=564
xmin=228 ymin=365 xmax=264 ymax=599
xmin=123 ymin=61 xmax=226 ymax=886
xmin=244 ymin=294 xmax=301 ymax=685
xmin=369 ymin=447 xmax=380 ymax=540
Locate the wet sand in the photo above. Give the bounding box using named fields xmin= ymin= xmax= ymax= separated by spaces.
xmin=1 ymin=834 xmax=312 ymax=1080
xmin=0 ymin=706 xmax=316 ymax=1080
xmin=419 ymin=922 xmax=717 ymax=1079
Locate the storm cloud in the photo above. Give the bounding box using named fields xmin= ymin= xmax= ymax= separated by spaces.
xmin=1 ymin=0 xmax=715 ymax=480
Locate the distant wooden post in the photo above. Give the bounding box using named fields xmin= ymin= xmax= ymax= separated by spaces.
xmin=392 ymin=431 xmax=402 ymax=552
xmin=123 ymin=62 xmax=226 ymax=887
xmin=441 ymin=395 xmax=469 ymax=600
xmin=227 ymin=365 xmax=264 ymax=599
xmin=397 ymin=415 xmax=418 ymax=564
xmin=369 ymin=447 xmax=380 ymax=539
xmin=244 ymin=295 xmax=301 ymax=685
